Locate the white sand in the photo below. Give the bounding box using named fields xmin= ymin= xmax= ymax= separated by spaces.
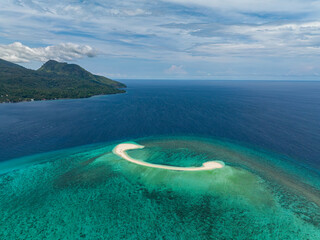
xmin=113 ymin=143 xmax=224 ymax=171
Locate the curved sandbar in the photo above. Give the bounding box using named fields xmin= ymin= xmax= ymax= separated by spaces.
xmin=113 ymin=143 xmax=224 ymax=171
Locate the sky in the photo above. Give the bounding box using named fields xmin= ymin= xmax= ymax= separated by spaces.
xmin=1 ymin=0 xmax=320 ymax=80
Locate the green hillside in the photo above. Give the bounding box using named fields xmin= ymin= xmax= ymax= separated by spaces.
xmin=0 ymin=59 xmax=126 ymax=103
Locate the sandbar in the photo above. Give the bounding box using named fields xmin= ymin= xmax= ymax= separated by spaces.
xmin=113 ymin=143 xmax=224 ymax=171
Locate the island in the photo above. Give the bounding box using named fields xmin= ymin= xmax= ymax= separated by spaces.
xmin=0 ymin=58 xmax=126 ymax=103
xmin=113 ymin=142 xmax=225 ymax=171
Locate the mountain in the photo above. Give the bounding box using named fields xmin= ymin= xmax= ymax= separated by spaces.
xmin=0 ymin=59 xmax=126 ymax=103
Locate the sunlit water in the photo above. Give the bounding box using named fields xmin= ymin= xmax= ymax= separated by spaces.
xmin=0 ymin=136 xmax=319 ymax=239
xmin=0 ymin=81 xmax=320 ymax=239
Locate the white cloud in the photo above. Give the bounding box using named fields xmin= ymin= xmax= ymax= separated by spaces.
xmin=108 ymin=8 xmax=151 ymax=16
xmin=190 ymin=21 xmax=320 ymax=58
xmin=163 ymin=0 xmax=318 ymax=13
xmin=165 ymin=65 xmax=187 ymax=74
xmin=0 ymin=42 xmax=97 ymax=63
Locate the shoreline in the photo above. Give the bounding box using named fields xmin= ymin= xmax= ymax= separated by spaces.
xmin=0 ymin=90 xmax=126 ymax=104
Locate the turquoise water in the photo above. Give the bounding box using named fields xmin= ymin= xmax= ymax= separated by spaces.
xmin=1 ymin=136 xmax=319 ymax=239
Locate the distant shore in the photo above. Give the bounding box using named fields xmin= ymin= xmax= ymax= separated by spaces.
xmin=0 ymin=90 xmax=126 ymax=104
xmin=0 ymin=58 xmax=126 ymax=103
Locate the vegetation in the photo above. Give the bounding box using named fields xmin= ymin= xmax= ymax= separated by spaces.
xmin=0 ymin=59 xmax=126 ymax=103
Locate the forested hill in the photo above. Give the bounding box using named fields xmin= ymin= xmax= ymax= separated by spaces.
xmin=0 ymin=59 xmax=126 ymax=103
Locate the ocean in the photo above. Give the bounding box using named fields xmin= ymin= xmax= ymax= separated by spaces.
xmin=1 ymin=80 xmax=320 ymax=167
xmin=0 ymin=80 xmax=319 ymax=239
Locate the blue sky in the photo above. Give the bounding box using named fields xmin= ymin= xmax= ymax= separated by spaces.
xmin=1 ymin=0 xmax=320 ymax=80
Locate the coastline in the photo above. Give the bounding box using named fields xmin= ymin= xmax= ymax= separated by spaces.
xmin=0 ymin=90 xmax=126 ymax=104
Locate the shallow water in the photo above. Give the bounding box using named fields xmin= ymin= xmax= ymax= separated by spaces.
xmin=0 ymin=136 xmax=319 ymax=239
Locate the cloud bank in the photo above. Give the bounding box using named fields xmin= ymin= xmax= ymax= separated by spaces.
xmin=165 ymin=65 xmax=187 ymax=75
xmin=163 ymin=0 xmax=318 ymax=14
xmin=0 ymin=42 xmax=97 ymax=63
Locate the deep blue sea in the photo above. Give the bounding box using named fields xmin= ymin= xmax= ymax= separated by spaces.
xmin=1 ymin=80 xmax=319 ymax=168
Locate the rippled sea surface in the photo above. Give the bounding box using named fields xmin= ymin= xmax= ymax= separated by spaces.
xmin=0 ymin=80 xmax=319 ymax=239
